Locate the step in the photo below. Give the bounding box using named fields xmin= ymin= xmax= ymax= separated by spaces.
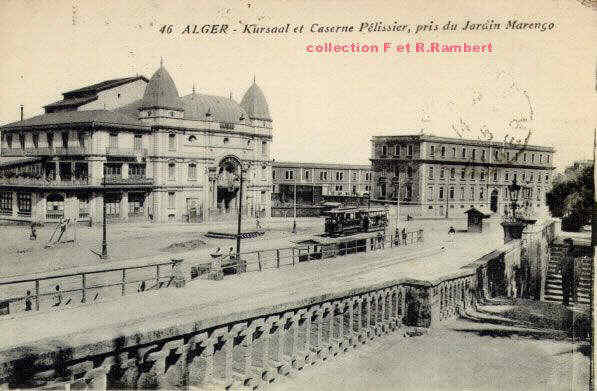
xmin=544 ymin=295 xmax=590 ymax=304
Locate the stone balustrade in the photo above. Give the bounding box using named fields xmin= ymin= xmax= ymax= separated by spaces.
xmin=0 ymin=223 xmax=549 ymax=390
xmin=0 ymin=269 xmax=484 ymax=390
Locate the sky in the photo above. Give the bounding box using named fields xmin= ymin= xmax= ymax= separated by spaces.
xmin=0 ymin=0 xmax=595 ymax=171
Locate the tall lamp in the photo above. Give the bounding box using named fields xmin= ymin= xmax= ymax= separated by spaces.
xmin=508 ymin=178 xmax=521 ymax=219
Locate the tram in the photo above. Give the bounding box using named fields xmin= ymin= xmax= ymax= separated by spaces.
xmin=323 ymin=207 xmax=388 ymax=237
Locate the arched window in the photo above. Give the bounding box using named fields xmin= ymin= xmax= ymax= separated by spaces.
xmin=188 ymin=135 xmax=197 ymax=143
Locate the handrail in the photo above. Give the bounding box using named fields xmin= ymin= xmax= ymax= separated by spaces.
xmin=191 ymin=229 xmax=424 ymax=277
xmin=0 ymin=259 xmax=179 ymax=316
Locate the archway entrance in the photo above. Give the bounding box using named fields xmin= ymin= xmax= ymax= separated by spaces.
xmin=490 ymin=189 xmax=499 ymax=213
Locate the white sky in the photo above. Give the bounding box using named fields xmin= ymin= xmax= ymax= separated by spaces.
xmin=0 ymin=0 xmax=595 ymax=171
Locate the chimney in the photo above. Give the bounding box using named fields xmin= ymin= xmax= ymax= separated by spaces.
xmin=20 ymin=105 xmax=23 ymax=121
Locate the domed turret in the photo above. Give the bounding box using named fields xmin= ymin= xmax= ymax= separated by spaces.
xmin=240 ymin=79 xmax=271 ymax=122
xmin=140 ymin=63 xmax=183 ymax=112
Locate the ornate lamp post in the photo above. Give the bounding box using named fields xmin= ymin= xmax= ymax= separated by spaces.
xmin=501 ymin=178 xmax=535 ymax=242
xmin=100 ymin=181 xmax=108 ymax=259
xmin=509 ymin=178 xmax=521 ymax=219
xmin=217 ymin=156 xmax=247 ymax=272
xmin=235 ymin=161 xmax=247 ymax=272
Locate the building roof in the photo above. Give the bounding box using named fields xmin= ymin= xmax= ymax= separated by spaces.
xmin=464 ymin=207 xmax=492 ymax=217
xmin=63 ymin=76 xmax=148 ymax=98
xmin=240 ymin=82 xmax=271 ymax=121
xmin=0 ymin=110 xmax=145 ymax=131
xmin=43 ymin=95 xmax=98 ymax=110
xmin=181 ymin=93 xmax=249 ymax=124
xmin=140 ymin=66 xmax=183 ymax=111
xmin=0 ymin=157 xmax=42 ymax=167
xmin=273 ymin=161 xmax=371 ymax=170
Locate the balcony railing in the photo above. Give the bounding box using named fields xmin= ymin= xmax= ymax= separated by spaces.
xmin=0 ymin=146 xmax=91 ymax=157
xmin=103 ymin=176 xmax=154 ymax=186
xmin=0 ymin=176 xmax=90 ymax=188
xmin=105 ymin=147 xmax=147 ymax=157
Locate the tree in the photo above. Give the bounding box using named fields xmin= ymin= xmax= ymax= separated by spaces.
xmin=546 ymin=163 xmax=594 ymax=231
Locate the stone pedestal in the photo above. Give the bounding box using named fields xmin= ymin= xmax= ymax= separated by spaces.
xmin=501 ymin=221 xmax=527 ymax=243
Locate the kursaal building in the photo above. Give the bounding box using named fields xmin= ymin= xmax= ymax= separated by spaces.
xmin=0 ymin=64 xmax=273 ymax=224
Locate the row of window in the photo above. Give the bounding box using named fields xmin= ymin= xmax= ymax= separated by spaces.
xmin=0 ymin=192 xmax=31 ymax=215
xmin=428 ymin=144 xmax=551 ymax=164
xmin=332 ymin=185 xmax=372 ymax=193
xmin=426 ymin=186 xmax=543 ymax=201
xmin=427 ymin=167 xmax=550 ymax=183
xmin=277 ymin=170 xmax=373 ymax=182
xmin=4 ymin=131 xmax=88 ymax=149
xmin=380 ymin=144 xmax=414 ymax=157
xmin=376 ymin=142 xmax=551 ymax=165
xmin=187 ymin=134 xmax=268 ymax=153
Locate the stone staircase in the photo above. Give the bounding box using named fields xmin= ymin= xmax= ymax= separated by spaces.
xmin=544 ymin=246 xmax=592 ymax=306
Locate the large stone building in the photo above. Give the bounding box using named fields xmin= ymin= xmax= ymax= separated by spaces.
xmin=370 ymin=134 xmax=555 ymax=218
xmin=271 ymin=161 xmax=374 ymax=205
xmin=0 ymin=64 xmax=273 ymax=224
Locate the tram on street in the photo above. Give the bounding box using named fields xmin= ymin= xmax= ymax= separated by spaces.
xmin=324 ymin=207 xmax=388 ymax=237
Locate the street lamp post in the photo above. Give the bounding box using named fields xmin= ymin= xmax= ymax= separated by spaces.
xmin=236 ymin=164 xmax=244 ymax=270
xmin=100 ymin=186 xmax=108 ymax=259
xmin=292 ymin=166 xmax=297 ymax=233
xmin=508 ymin=178 xmax=521 ymax=219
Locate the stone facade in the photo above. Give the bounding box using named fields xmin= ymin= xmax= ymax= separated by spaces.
xmin=370 ymin=134 xmax=555 ymax=218
xmin=272 ymin=161 xmax=374 ymax=204
xmin=0 ymin=67 xmax=273 ymax=224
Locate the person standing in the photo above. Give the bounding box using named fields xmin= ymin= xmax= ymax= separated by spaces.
xmin=448 ymin=226 xmax=456 ymax=242
xmin=29 ymin=223 xmax=37 ymax=241
xmin=24 ymin=290 xmax=32 ymax=311
xmin=52 ymin=285 xmax=62 ymax=307
xmin=559 ymin=238 xmax=576 ymax=307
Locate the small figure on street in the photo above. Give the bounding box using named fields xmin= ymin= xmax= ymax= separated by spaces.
xmin=29 ymin=223 xmax=37 ymax=241
xmin=401 ymin=227 xmax=407 ymax=245
xmin=138 ymin=281 xmax=146 ymax=293
xmin=559 ymin=238 xmax=577 ymax=307
xmin=256 ymin=217 xmax=261 ymax=229
xmin=228 ymin=246 xmax=235 ymax=261
xmin=448 ymin=226 xmax=456 ymax=242
xmin=52 ymin=285 xmax=62 ymax=307
xmin=25 ymin=290 xmax=32 ymax=311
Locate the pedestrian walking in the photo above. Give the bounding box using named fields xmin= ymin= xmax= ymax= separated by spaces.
xmin=228 ymin=246 xmax=235 ymax=261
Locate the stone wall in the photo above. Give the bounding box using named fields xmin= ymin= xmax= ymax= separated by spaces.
xmin=520 ymin=218 xmax=556 ymax=300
